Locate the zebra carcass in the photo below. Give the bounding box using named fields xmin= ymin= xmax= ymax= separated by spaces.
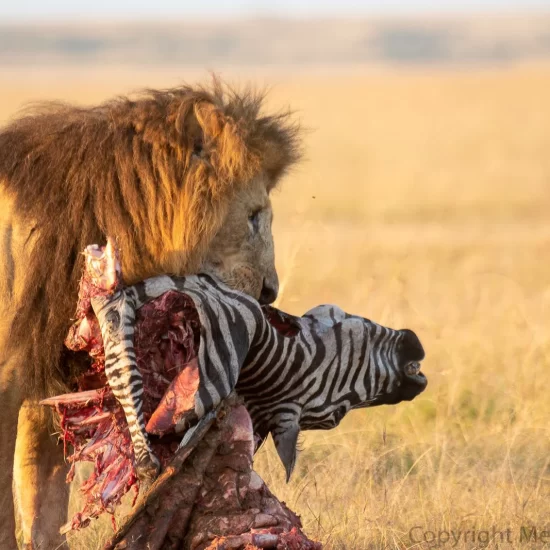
xmin=41 ymin=241 xmax=427 ymax=547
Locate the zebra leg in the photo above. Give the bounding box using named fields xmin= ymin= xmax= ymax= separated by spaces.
xmin=91 ymin=291 xmax=160 ymax=485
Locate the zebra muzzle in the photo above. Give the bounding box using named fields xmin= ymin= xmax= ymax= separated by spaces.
xmin=405 ymin=361 xmax=422 ymax=376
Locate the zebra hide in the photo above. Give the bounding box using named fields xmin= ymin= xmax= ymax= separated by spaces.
xmin=43 ymin=241 xmax=427 ymax=528
xmin=87 ymin=241 xmax=427 ymax=481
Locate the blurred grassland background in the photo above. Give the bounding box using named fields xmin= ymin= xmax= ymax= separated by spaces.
xmin=2 ymin=13 xmax=550 ymax=550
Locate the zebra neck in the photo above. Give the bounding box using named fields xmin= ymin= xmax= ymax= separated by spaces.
xmin=239 ymin=314 xmax=308 ymax=382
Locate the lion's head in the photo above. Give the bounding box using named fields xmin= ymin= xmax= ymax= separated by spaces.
xmin=0 ymin=79 xmax=300 ymax=397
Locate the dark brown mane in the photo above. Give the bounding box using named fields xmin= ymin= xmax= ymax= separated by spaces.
xmin=0 ymin=79 xmax=300 ymax=399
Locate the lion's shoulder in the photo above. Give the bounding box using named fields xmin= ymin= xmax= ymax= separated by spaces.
xmin=0 ymin=187 xmax=36 ymax=315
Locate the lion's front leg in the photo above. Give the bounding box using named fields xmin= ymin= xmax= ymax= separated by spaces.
xmin=13 ymin=401 xmax=69 ymax=550
xmin=0 ymin=375 xmax=20 ymax=550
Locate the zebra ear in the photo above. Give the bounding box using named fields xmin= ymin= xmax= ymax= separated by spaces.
xmin=273 ymin=425 xmax=300 ymax=482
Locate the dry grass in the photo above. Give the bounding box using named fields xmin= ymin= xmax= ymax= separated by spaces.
xmin=2 ymin=64 xmax=550 ymax=549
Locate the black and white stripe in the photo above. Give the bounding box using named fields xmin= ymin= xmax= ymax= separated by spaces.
xmin=91 ymin=290 xmax=160 ymax=482
xmin=92 ymin=274 xmax=426 ymax=483
xmin=236 ymin=304 xmax=426 ymax=480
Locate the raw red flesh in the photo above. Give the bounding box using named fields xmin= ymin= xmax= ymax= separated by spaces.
xmin=146 ymin=357 xmax=200 ymax=436
xmin=48 ymin=243 xmax=202 ymax=532
xmin=105 ymin=400 xmax=322 ymax=550
xmin=262 ymin=307 xmax=301 ymax=338
xmin=43 ymin=242 xmax=319 ymax=549
xmin=43 ymin=388 xmax=137 ymax=532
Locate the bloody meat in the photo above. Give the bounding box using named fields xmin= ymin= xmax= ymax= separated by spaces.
xmin=42 ymin=243 xmax=321 ymax=549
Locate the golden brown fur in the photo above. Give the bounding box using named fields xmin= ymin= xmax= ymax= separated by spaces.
xmin=0 ymin=79 xmax=300 ymax=548
xmin=0 ymin=80 xmax=299 ymax=399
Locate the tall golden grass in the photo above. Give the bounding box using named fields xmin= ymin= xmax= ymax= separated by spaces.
xmin=2 ymin=65 xmax=550 ymax=549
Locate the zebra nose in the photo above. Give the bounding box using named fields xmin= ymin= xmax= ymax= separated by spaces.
xmin=398 ymin=329 xmax=425 ymax=365
xmin=259 ymin=278 xmax=278 ymax=305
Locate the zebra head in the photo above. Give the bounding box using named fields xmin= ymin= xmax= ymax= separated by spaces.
xmin=299 ymin=304 xmax=427 ymax=414
xmin=245 ymin=304 xmax=427 ymax=482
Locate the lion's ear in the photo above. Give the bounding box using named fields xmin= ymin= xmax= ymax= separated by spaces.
xmin=260 ymin=138 xmax=295 ymax=190
xmin=196 ymin=101 xmax=261 ymax=189
xmin=177 ymin=100 xmax=260 ymax=195
xmin=193 ymin=102 xmax=224 ymax=141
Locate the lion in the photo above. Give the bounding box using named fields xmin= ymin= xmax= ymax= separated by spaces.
xmin=0 ymin=80 xmax=300 ymax=549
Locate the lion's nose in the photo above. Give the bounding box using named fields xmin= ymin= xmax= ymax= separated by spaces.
xmin=259 ymin=278 xmax=278 ymax=305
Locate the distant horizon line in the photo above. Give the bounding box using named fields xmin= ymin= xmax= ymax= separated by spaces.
xmin=2 ymin=9 xmax=550 ymax=25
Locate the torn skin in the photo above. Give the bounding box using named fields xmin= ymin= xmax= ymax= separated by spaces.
xmin=42 ymin=241 xmax=425 ymax=547
xmin=52 ymin=242 xmax=309 ymax=536
xmin=54 ymin=251 xmax=202 ymax=532
xmin=47 ymin=278 xmax=309 ymax=536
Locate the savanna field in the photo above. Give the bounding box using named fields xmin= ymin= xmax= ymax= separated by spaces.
xmin=1 ymin=65 xmax=550 ymax=549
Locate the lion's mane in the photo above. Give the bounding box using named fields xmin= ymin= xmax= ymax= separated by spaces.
xmin=0 ymin=80 xmax=300 ymax=399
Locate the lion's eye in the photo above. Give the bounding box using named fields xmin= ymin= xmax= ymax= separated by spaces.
xmin=248 ymin=210 xmax=261 ymax=234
